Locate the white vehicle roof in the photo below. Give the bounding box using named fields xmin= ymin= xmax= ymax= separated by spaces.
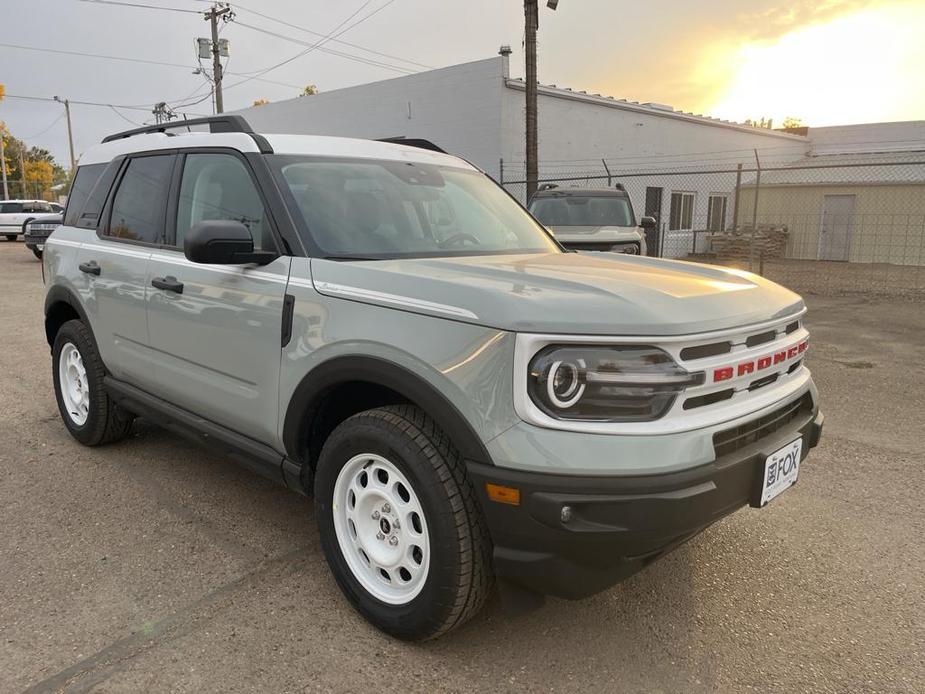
xmin=0 ymin=199 xmax=49 ymax=204
xmin=78 ymin=130 xmax=476 ymax=172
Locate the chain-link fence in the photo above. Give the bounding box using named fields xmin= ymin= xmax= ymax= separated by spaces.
xmin=500 ymin=154 xmax=925 ymax=298
xmin=0 ymin=178 xmax=52 ymax=200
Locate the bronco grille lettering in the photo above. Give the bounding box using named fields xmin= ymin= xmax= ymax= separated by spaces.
xmin=712 ymin=339 xmax=809 ymax=383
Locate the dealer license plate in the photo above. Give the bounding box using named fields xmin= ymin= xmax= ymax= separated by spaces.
xmin=759 ymin=438 xmax=802 ymax=506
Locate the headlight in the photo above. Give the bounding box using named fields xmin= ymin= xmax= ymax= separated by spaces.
xmin=527 ymin=345 xmax=704 ymax=422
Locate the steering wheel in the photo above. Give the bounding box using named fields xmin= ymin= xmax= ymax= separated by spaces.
xmin=440 ymin=233 xmax=480 ymax=248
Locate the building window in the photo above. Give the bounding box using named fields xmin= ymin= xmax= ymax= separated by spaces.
xmin=669 ymin=192 xmax=694 ymax=231
xmin=707 ymin=194 xmax=728 ymax=231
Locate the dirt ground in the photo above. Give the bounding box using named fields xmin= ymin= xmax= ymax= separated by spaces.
xmin=1 ymin=242 xmax=923 ymax=693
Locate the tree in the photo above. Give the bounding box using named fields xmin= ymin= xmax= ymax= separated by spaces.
xmin=300 ymin=84 xmax=318 ymax=97
xmin=252 ymin=98 xmax=270 ymax=107
xmin=23 ymin=159 xmax=54 ymax=197
xmin=781 ymin=116 xmax=804 ymax=129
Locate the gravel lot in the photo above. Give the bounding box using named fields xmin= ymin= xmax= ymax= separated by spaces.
xmin=1 ymin=242 xmax=922 ymax=693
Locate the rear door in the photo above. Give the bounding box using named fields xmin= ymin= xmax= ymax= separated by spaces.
xmin=144 ymin=149 xmax=290 ymax=444
xmin=76 ymin=153 xmax=175 ymax=388
xmin=819 ymin=194 xmax=855 ymax=261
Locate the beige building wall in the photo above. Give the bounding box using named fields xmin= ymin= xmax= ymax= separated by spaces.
xmin=737 ymin=184 xmax=925 ymax=266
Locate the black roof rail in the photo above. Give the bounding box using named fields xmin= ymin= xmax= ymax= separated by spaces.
xmin=376 ymin=137 xmax=447 ymax=154
xmin=101 ymin=115 xmax=255 ymax=143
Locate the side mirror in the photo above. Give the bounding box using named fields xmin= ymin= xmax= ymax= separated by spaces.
xmin=639 ymin=216 xmax=657 ymax=230
xmin=184 ymin=220 xmax=277 ymax=265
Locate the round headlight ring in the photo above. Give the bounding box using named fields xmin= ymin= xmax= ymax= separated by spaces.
xmin=545 ymin=359 xmax=585 ymax=409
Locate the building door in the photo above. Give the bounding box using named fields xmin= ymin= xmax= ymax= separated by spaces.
xmin=644 ymin=187 xmax=662 ymax=256
xmin=819 ymin=195 xmax=855 ymax=261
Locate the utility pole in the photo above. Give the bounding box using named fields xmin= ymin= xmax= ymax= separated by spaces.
xmin=0 ymin=136 xmax=8 ymax=200
xmin=18 ymin=149 xmax=26 ymax=199
xmin=54 ymin=96 xmax=76 ymax=174
xmin=524 ymin=0 xmax=559 ymax=201
xmin=203 ymin=4 xmax=232 ymax=114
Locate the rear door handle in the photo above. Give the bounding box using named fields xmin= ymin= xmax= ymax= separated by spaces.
xmin=79 ymin=261 xmax=101 ymax=276
xmin=151 ymin=275 xmax=184 ymax=294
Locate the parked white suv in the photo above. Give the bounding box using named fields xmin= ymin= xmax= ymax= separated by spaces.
xmin=0 ymin=199 xmax=55 ymax=240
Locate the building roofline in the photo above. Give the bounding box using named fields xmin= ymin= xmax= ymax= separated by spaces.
xmin=504 ymin=78 xmax=809 ymax=142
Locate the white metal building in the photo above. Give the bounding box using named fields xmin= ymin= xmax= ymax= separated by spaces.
xmin=236 ymin=54 xmax=925 ymax=261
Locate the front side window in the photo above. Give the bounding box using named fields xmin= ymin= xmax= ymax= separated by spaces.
xmin=175 ymin=153 xmax=269 ymax=249
xmin=530 ymin=195 xmax=634 ymax=227
xmin=107 ymin=155 xmax=173 ymax=243
xmin=272 ymin=156 xmax=559 ymax=259
xmin=669 ymin=192 xmax=695 ymax=231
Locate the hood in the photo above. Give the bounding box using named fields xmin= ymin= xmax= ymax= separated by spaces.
xmin=310 ymin=252 xmax=804 ymax=336
xmin=548 ymin=224 xmax=641 ymax=241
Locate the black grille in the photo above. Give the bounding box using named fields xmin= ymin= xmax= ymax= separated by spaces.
xmin=680 ymin=341 xmax=731 ymax=360
xmin=563 ymin=241 xmax=640 ymax=253
xmin=713 ymin=394 xmax=812 ymax=458
xmin=745 ymin=330 xmax=777 ymax=348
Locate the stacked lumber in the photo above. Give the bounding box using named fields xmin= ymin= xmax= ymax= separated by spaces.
xmin=708 ymin=225 xmax=789 ymax=259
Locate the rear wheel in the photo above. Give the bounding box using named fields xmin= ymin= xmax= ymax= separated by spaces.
xmin=315 ymin=405 xmax=492 ymax=640
xmin=52 ymin=320 xmax=134 ymax=446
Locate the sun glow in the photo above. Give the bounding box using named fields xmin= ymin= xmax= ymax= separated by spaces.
xmin=706 ymin=2 xmax=925 ymax=126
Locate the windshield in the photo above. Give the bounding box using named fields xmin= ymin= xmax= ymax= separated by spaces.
xmin=530 ymin=195 xmax=635 ymax=227
xmin=271 ymin=156 xmax=559 ymax=259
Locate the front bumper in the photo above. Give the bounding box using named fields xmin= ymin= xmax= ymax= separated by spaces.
xmin=467 ymin=402 xmax=823 ymax=600
xmin=24 ymin=231 xmax=52 ymax=250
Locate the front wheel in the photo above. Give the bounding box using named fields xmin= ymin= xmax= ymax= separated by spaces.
xmin=52 ymin=320 xmax=134 ymax=446
xmin=31 ymin=248 xmax=43 ymax=259
xmin=315 ymin=405 xmax=492 ymax=640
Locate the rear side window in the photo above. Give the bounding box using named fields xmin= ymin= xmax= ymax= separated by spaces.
xmin=0 ymin=203 xmax=24 ymax=214
xmin=64 ymin=164 xmax=106 ymax=226
xmin=106 ymin=155 xmax=173 ymax=244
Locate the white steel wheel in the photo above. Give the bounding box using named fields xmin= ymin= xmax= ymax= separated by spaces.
xmin=58 ymin=342 xmax=90 ymax=426
xmin=332 ymin=453 xmax=430 ymax=605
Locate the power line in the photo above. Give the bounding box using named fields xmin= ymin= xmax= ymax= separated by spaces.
xmin=2 ymin=93 xmax=207 ymax=117
xmin=222 ymin=0 xmax=400 ymax=91
xmin=0 ymin=42 xmax=302 ymax=90
xmin=232 ymin=20 xmax=417 ymax=76
xmin=18 ymin=113 xmax=66 ymax=140
xmin=108 ymin=105 xmax=144 ymax=126
xmin=76 ymin=0 xmax=200 ymax=14
xmin=227 ymin=1 xmax=433 ymax=70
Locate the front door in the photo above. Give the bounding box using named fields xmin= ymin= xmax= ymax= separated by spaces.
xmin=144 ymin=151 xmax=290 ymax=445
xmin=819 ymin=195 xmax=856 ymax=261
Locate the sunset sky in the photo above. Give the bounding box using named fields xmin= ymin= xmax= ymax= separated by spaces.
xmin=2 ymin=0 xmax=924 ymax=163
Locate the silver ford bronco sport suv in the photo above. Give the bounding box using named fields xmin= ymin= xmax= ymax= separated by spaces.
xmin=43 ymin=116 xmax=823 ymax=641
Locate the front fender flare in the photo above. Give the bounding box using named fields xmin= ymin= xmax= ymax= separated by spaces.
xmin=282 ymin=355 xmax=494 ymax=466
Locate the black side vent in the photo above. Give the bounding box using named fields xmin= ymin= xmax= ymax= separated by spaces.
xmin=683 ymin=389 xmax=734 ymax=410
xmin=745 ymin=330 xmax=777 ymax=348
xmin=785 ymin=321 xmax=800 ymax=334
xmin=680 ymin=341 xmax=732 ymax=361
xmin=713 ymin=394 xmax=812 ymax=458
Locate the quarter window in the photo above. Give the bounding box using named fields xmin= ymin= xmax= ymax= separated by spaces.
xmin=107 ymin=155 xmax=174 ymax=244
xmin=669 ymin=192 xmax=695 ymax=231
xmin=175 ymin=153 xmax=268 ymax=249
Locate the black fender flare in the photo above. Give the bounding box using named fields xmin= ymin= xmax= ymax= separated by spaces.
xmin=282 ymin=355 xmax=494 ymax=467
xmin=44 ymin=285 xmax=93 ymax=347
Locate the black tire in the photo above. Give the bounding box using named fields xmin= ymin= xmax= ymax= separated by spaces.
xmin=5 ymin=234 xmax=16 ymax=242
xmin=52 ymin=319 xmax=134 ymax=446
xmin=32 ymin=248 xmax=43 ymax=260
xmin=315 ymin=405 xmax=492 ymax=641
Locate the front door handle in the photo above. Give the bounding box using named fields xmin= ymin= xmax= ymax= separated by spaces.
xmin=151 ymin=275 xmax=184 ymax=294
xmin=79 ymin=261 xmax=101 ymax=276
